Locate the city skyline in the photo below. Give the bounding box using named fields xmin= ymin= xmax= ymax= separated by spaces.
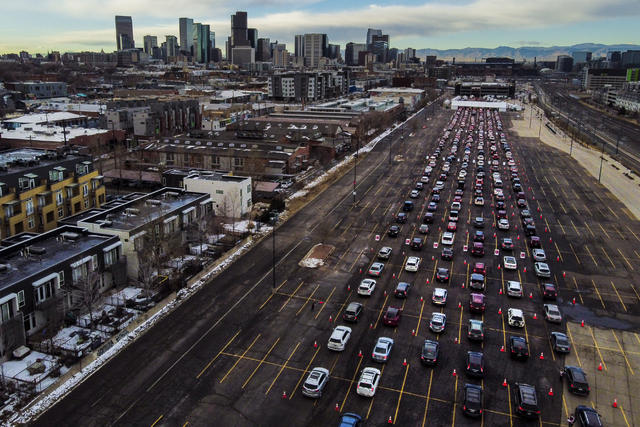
xmin=0 ymin=0 xmax=638 ymax=55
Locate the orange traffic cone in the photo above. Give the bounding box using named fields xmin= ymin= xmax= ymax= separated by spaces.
xmin=313 ymin=340 xmax=318 ymax=348
xmin=420 ymin=296 xmax=424 ymax=302
xmin=523 ymin=267 xmax=527 ymax=273
xmin=388 ymin=416 xmax=393 ymax=424
xmin=452 ymin=369 xmax=457 ymax=376
xmin=613 ymin=399 xmax=618 ymax=408
xmin=533 ymin=313 xmax=537 ymax=320
xmin=498 ymin=307 xmax=502 ymax=314
xmin=403 ymin=358 xmax=407 ymax=367
xmin=347 ymin=285 xmax=350 ymax=291
xmin=502 ymin=378 xmax=507 ymax=387
xmin=499 ymin=288 xmax=503 ymax=295
xmin=500 ymin=345 xmax=505 ymax=352
xmin=335 ymin=403 xmax=340 ymax=411
xmin=369 ymin=323 xmax=373 ymax=329
xmin=329 ymin=315 xmax=333 ymax=323
xmin=539 ymin=352 xmax=544 ymax=360
xmin=581 ymin=319 xmax=585 ymax=327
xmin=598 ymin=362 xmax=603 ymax=371
xmin=282 ymin=391 xmax=287 ymax=399
xmin=458 ymin=302 xmax=462 ymax=308
xmin=411 ymin=329 xmax=415 ymax=336
xmin=529 ymin=292 xmax=533 ymax=299
xmin=572 ymin=297 xmax=576 ymax=305
xmin=548 ymin=387 xmax=553 ymax=396
xmin=562 ymin=271 xmax=566 ymax=278
xmin=358 ymin=349 xmax=362 ymax=358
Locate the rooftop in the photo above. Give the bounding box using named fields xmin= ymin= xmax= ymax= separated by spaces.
xmin=0 ymin=226 xmax=118 ymax=290
xmin=368 ymin=87 xmax=425 ymax=94
xmin=0 ymin=149 xmax=91 ymax=184
xmin=185 ymin=172 xmax=250 ymax=183
xmin=77 ymin=188 xmax=208 ymax=232
xmin=3 ymin=112 xmax=87 ymax=125
xmin=0 ymin=124 xmax=109 ymax=142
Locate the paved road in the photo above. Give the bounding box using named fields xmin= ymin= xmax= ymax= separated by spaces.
xmin=32 ymin=104 xmax=640 ymax=427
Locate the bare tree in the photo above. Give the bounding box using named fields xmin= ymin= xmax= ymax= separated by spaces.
xmin=68 ymin=270 xmax=102 ymax=331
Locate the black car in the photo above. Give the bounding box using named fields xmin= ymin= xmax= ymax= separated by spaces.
xmin=436 ymin=268 xmax=450 ymax=282
xmin=431 ymin=194 xmax=441 ymax=203
xmin=514 ymin=383 xmax=540 ymax=418
xmin=524 ymin=224 xmax=536 ymax=236
xmin=466 ymin=351 xmax=484 ymax=378
xmin=473 ymin=231 xmax=485 ymax=242
xmin=517 ymin=198 xmax=527 ymax=208
xmin=395 ymin=282 xmax=411 ymax=298
xmin=388 ymin=225 xmax=400 ymax=237
xmin=501 ymin=238 xmax=514 ymax=250
xmin=424 ymin=213 xmax=435 ymax=224
xmin=562 ymin=366 xmax=590 ymax=396
xmin=427 ymin=202 xmax=438 ymax=212
xmin=441 ymin=247 xmax=454 ymax=261
xmin=509 ymin=336 xmax=529 ymax=360
xmin=343 ymin=302 xmax=363 ymax=322
xmin=542 ymin=283 xmax=557 ymax=300
xmin=462 ymin=384 xmax=483 ymax=418
xmin=495 ymin=201 xmax=506 ymax=210
xmin=396 ymin=212 xmax=408 ymax=223
xmin=575 ymin=406 xmax=603 ymax=427
xmin=420 ymin=339 xmax=439 ymax=366
xmin=551 ymin=332 xmax=571 ymax=353
xmin=474 ymin=217 xmax=484 ymax=228
xmin=403 ymin=201 xmax=414 ymax=211
xmin=411 ymin=237 xmax=424 ymax=251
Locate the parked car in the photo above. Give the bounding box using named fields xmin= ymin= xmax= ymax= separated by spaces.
xmin=508 ymin=308 xmax=525 ymax=328
xmin=429 ymin=312 xmax=447 ymax=333
xmin=462 ymin=384 xmax=483 ymax=417
xmin=301 ymin=367 xmax=330 ymax=398
xmin=441 ymin=247 xmax=454 ymax=261
xmin=327 ymin=326 xmax=352 ymax=351
xmin=534 ymin=262 xmax=551 ymax=278
xmin=436 ymin=268 xmax=450 ymax=282
xmin=509 ymin=336 xmax=529 ymax=360
xmin=368 ymin=262 xmax=385 ymax=277
xmin=503 ymin=256 xmax=517 ymax=270
xmin=394 ymin=282 xmax=411 ymax=298
xmin=405 ymin=256 xmax=421 ymax=272
xmin=432 ymin=288 xmax=448 ymax=305
xmin=574 ymin=406 xmax=603 ymax=427
xmin=514 ymin=383 xmax=540 ymax=418
xmin=420 ymin=339 xmax=439 ymax=366
xmin=343 ymin=302 xmax=363 ymax=322
xmin=470 ymin=273 xmax=485 ymax=291
xmin=543 ymin=304 xmax=562 ymax=323
xmin=382 ymin=306 xmax=402 ymax=326
xmin=532 ymin=248 xmax=546 ymax=262
xmin=338 ymin=413 xmax=363 ymax=427
xmin=467 ymin=319 xmax=484 ymax=341
xmin=469 ymin=293 xmax=485 ymax=313
xmin=507 ymin=281 xmax=522 ymax=297
xmin=541 ymin=283 xmax=557 ymax=300
xmin=377 ymin=246 xmax=392 ymax=260
xmin=466 ymin=351 xmax=484 ymax=377
xmin=442 ymin=232 xmax=455 ymax=245
xmin=551 ymin=332 xmax=571 ymax=353
xmin=358 ymin=279 xmax=376 ymax=296
xmin=356 ymin=367 xmax=381 ymax=397
xmin=562 ymin=366 xmax=590 ymax=396
xmin=371 ymin=337 xmax=394 ymax=363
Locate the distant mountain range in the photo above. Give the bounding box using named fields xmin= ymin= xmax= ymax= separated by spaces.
xmin=416 ymin=43 xmax=640 ymax=62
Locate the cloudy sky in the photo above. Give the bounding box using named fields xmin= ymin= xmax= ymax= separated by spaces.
xmin=0 ymin=0 xmax=638 ymax=54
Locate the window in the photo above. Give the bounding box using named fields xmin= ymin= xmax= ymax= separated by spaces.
xmin=56 ymin=191 xmax=64 ymax=206
xmin=58 ymin=271 xmax=65 ymax=288
xmin=84 ymin=199 xmax=90 ymax=209
xmin=58 ymin=207 xmax=64 ymax=218
xmin=104 ymin=247 xmax=120 ymax=266
xmin=72 ymin=261 xmax=89 ymax=283
xmin=216 ymin=189 xmax=224 ymax=195
xmin=25 ymin=199 xmax=34 ymax=215
xmin=1 ymin=301 xmax=14 ymax=323
xmin=83 ymin=184 xmax=89 ymax=196
xmin=92 ymin=254 xmax=99 ymax=271
xmin=23 ymin=312 xmax=36 ymax=331
xmin=247 ymin=184 xmax=251 ymax=193
xmin=36 ymin=281 xmax=54 ymax=303
xmin=234 ymin=158 xmax=244 ymax=167
xmin=17 ymin=291 xmax=25 ymax=308
xmin=27 ymin=216 xmax=35 ymax=229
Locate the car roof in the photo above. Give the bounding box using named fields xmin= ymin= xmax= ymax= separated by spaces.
xmin=469 ymin=319 xmax=483 ymax=326
xmin=509 ymin=308 xmax=523 ymax=315
xmin=434 ymin=287 xmax=447 ymax=294
xmin=432 ymin=312 xmax=446 ymax=319
xmin=397 ymin=282 xmax=410 ymax=289
xmin=347 ymin=302 xmax=362 ymax=309
xmin=507 ymin=280 xmax=521 ymax=287
xmin=471 ymin=293 xmax=484 ymax=301
xmin=377 ymin=337 xmax=394 ymax=345
xmin=335 ymin=325 xmax=351 ymax=333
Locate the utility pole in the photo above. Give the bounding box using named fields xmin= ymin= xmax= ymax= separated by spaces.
xmin=353 ymin=134 xmax=358 ymax=205
xmin=270 ymin=210 xmax=279 ymax=290
xmin=598 ymin=140 xmax=605 ymax=183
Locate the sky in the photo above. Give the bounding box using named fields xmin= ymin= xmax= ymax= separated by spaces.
xmin=0 ymin=0 xmax=638 ymax=55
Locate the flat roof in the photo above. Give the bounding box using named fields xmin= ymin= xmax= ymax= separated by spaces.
xmin=186 ymin=173 xmax=250 ymax=183
xmin=3 ymin=112 xmax=87 ymax=124
xmin=1 ymin=125 xmax=109 ymax=142
xmin=78 ymin=188 xmax=208 ymax=232
xmin=368 ymin=87 xmax=425 ymax=94
xmin=0 ymin=226 xmax=117 ymax=289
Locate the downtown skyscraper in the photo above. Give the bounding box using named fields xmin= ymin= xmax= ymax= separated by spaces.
xmin=115 ymin=16 xmax=134 ymax=50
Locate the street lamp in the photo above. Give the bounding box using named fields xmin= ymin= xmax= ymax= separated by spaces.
xmin=269 ymin=210 xmax=279 ymax=290
xmin=598 ymin=141 xmax=606 ymax=183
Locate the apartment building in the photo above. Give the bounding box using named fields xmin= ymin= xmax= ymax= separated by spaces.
xmin=0 ymin=226 xmax=125 ymax=358
xmin=0 ymin=149 xmax=106 ymax=239
xmin=267 ymin=71 xmax=349 ymax=102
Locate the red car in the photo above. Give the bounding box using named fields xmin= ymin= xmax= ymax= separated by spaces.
xmin=473 ymin=262 xmax=486 ymax=275
xmin=541 ymin=283 xmax=558 ymax=300
xmin=529 ymin=236 xmax=541 ymax=248
xmin=447 ymin=222 xmax=457 ymax=231
xmin=382 ymin=306 xmax=402 ymax=326
xmin=471 ymin=242 xmax=484 ymax=256
xmin=469 ymin=293 xmax=486 ymax=313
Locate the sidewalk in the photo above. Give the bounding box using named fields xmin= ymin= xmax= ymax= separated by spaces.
xmin=511 ymin=105 xmax=640 ymax=221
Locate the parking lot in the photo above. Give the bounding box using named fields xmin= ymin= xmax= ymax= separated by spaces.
xmin=35 ymin=104 xmax=639 ymax=427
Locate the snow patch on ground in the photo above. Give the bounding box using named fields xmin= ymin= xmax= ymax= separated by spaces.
xmin=299 ymin=257 xmax=324 ymax=268
xmin=223 ymin=220 xmax=262 ymax=233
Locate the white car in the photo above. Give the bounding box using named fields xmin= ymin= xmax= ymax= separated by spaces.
xmin=432 ymin=288 xmax=448 ymax=305
xmin=378 ymin=246 xmax=392 ymax=260
xmin=532 ymin=249 xmax=546 ymax=262
xmin=508 ymin=308 xmax=525 ymax=328
xmin=441 ymin=232 xmax=455 ymax=245
xmin=543 ymin=304 xmax=562 ymax=323
xmin=451 ymin=201 xmax=461 ymax=211
xmin=507 ymin=280 xmax=523 ymax=298
xmin=356 ymin=367 xmax=381 ymax=397
xmin=498 ymin=218 xmax=510 ymax=230
xmin=429 ymin=312 xmax=447 ymax=333
xmin=534 ymin=262 xmax=551 ymax=278
xmin=421 ymin=176 xmax=430 ymax=183
xmin=358 ymin=279 xmax=376 ymax=296
xmin=503 ymin=256 xmax=517 ymax=270
xmin=474 ymin=197 xmax=484 ymax=206
xmin=405 ymin=256 xmax=421 ymax=272
xmin=327 ymin=326 xmax=352 ymax=351
xmin=494 ymin=188 xmax=503 ymax=197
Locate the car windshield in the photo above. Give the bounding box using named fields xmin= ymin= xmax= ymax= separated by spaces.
xmin=512 ymin=315 xmax=522 ymax=321
xmin=375 ymin=346 xmax=386 ymax=353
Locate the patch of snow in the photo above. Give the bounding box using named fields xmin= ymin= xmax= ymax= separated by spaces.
xmin=223 ymin=220 xmax=259 ymax=233
xmin=289 ymin=190 xmax=308 ymax=200
xmin=299 ymin=257 xmax=324 ymax=268
xmin=1 ymin=351 xmax=60 ymax=388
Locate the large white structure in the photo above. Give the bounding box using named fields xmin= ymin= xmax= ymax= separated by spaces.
xmin=183 ymin=172 xmax=252 ymax=218
xmin=449 ymin=97 xmax=507 ymax=112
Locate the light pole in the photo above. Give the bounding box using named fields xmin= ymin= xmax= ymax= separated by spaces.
xmin=598 ymin=140 xmax=605 ymax=183
xmin=270 ymin=210 xmax=279 ymax=290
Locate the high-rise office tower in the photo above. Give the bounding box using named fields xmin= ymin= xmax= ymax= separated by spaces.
xmin=366 ymin=28 xmax=382 ymax=49
xmin=256 ymin=38 xmax=271 ymax=62
xmin=231 ymin=11 xmax=249 ymax=47
xmin=345 ymin=43 xmax=366 ymax=66
xmin=247 ymin=28 xmax=258 ymax=49
xmin=192 ymin=23 xmax=211 ymax=63
xmin=179 ymin=18 xmax=194 ymax=54
xmin=166 ymin=35 xmax=178 ymax=58
xmin=143 ymin=35 xmax=158 ymax=55
xmin=115 ymin=16 xmax=134 ymax=50
xmin=371 ymin=34 xmax=389 ymax=63
xmin=294 ymin=35 xmax=304 ymax=58
xmin=327 ymin=44 xmax=340 ymax=60
xmin=303 ymin=33 xmax=324 ymax=68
